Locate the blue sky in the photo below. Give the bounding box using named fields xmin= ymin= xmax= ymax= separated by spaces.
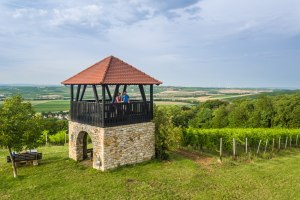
xmin=0 ymin=0 xmax=300 ymax=88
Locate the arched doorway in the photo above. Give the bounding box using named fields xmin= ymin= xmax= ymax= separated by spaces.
xmin=77 ymin=131 xmax=93 ymax=161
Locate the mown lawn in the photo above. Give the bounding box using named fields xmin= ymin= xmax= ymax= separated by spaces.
xmin=0 ymin=146 xmax=300 ymax=200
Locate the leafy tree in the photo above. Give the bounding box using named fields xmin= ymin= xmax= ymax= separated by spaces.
xmin=211 ymin=105 xmax=229 ymax=128
xmin=250 ymin=96 xmax=274 ymax=128
xmin=273 ymin=94 xmax=300 ymax=128
xmin=0 ymin=95 xmax=42 ymax=178
xmin=288 ymin=104 xmax=300 ymax=128
xmin=153 ymin=105 xmax=182 ymax=160
xmin=201 ymin=100 xmax=228 ymax=110
xmin=166 ymin=106 xmax=196 ymax=128
xmin=42 ymin=118 xmax=68 ymax=135
xmin=49 ymin=130 xmax=68 ymax=145
xmin=189 ymin=108 xmax=213 ymax=128
xmin=228 ymin=100 xmax=253 ymax=128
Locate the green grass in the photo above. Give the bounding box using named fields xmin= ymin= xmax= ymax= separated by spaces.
xmin=32 ymin=100 xmax=70 ymax=112
xmin=1 ymin=146 xmax=300 ymax=199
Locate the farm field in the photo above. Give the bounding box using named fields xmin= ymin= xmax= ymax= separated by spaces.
xmin=0 ymin=146 xmax=300 ymax=200
xmin=31 ymin=100 xmax=70 ymax=112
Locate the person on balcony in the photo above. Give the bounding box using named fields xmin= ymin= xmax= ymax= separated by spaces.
xmin=122 ymin=91 xmax=130 ymax=103
xmin=115 ymin=92 xmax=122 ymax=103
xmin=113 ymin=92 xmax=122 ymax=116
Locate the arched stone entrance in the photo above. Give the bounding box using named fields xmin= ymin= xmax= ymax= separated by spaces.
xmin=76 ymin=131 xmax=93 ymax=161
xmin=68 ymin=121 xmax=155 ymax=171
xmin=69 ymin=123 xmax=104 ymax=170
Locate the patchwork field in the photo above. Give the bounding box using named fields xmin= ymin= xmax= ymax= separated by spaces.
xmin=0 ymin=146 xmax=300 ymax=199
xmin=31 ymin=100 xmax=70 ymax=112
xmin=1 ymin=85 xmax=299 ymax=112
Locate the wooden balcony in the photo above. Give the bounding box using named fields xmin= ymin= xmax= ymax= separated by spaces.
xmin=70 ymin=100 xmax=153 ymax=127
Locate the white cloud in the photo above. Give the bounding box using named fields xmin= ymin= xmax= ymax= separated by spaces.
xmin=12 ymin=8 xmax=48 ymax=19
xmin=50 ymin=5 xmax=103 ymax=27
xmin=1 ymin=0 xmax=300 ymax=87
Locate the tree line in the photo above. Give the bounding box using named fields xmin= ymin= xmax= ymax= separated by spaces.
xmin=153 ymin=93 xmax=300 ymax=159
xmin=173 ymin=93 xmax=300 ymax=129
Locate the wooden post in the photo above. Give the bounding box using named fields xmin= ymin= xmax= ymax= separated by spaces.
xmin=105 ymin=85 xmax=112 ymax=101
xmin=232 ymin=138 xmax=236 ymax=159
xmin=290 ymin=136 xmax=292 ymax=147
xmin=79 ymin=85 xmax=87 ymax=101
xmin=122 ymin=85 xmax=127 ymax=94
xmin=76 ymin=85 xmax=81 ymax=101
xmin=139 ymin=85 xmax=147 ymax=103
xmin=245 ymin=138 xmax=248 ymax=154
xmin=296 ymin=135 xmax=299 ymax=147
xmin=150 ymin=85 xmax=154 ymax=119
xmin=101 ymin=85 xmax=105 ymax=126
xmin=264 ymin=139 xmax=268 ymax=154
xmin=278 ymin=137 xmax=281 ymax=151
xmin=92 ymin=85 xmax=99 ymax=102
xmin=220 ymin=138 xmax=223 ymax=161
xmin=70 ymin=85 xmax=74 ymax=102
xmin=113 ymin=84 xmax=120 ymax=100
xmin=272 ymin=138 xmax=275 ymax=152
xmin=257 ymin=140 xmax=262 ymax=154
xmin=139 ymin=85 xmax=147 ymax=114
xmin=285 ymin=137 xmax=288 ymax=149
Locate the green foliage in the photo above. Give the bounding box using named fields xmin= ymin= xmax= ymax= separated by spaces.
xmin=42 ymin=118 xmax=68 ymax=135
xmin=189 ymin=93 xmax=300 ymax=129
xmin=153 ymin=105 xmax=182 ymax=160
xmin=211 ymin=105 xmax=229 ymax=128
xmin=0 ymin=95 xmax=43 ymax=151
xmin=49 ymin=130 xmax=68 ymax=145
xmin=189 ymin=100 xmax=227 ymax=128
xmin=37 ymin=130 xmax=49 ymax=145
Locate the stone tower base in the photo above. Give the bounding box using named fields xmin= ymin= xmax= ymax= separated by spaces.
xmin=69 ymin=121 xmax=155 ymax=171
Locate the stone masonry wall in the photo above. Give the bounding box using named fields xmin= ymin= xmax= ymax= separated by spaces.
xmin=69 ymin=121 xmax=155 ymax=171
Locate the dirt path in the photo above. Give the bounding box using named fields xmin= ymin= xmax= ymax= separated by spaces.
xmin=176 ymin=149 xmax=216 ymax=170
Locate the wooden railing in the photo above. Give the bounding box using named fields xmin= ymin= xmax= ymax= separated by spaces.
xmin=71 ymin=101 xmax=152 ymax=127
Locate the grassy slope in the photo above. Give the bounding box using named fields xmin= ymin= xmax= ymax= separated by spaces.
xmin=0 ymin=146 xmax=300 ymax=200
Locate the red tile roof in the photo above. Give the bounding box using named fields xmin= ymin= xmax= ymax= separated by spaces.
xmin=62 ymin=56 xmax=162 ymax=85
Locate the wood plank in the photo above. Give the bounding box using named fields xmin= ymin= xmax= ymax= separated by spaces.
xmin=105 ymin=85 xmax=112 ymax=101
xmin=92 ymin=85 xmax=99 ymax=102
xmin=139 ymin=85 xmax=147 ymax=103
xmin=80 ymin=85 xmax=87 ymax=101
xmin=76 ymin=85 xmax=81 ymax=101
xmin=102 ymin=85 xmax=106 ymax=126
xmin=113 ymin=85 xmax=120 ymax=101
xmin=123 ymin=85 xmax=127 ymax=94
xmin=150 ymin=84 xmax=153 ymax=119
xmin=70 ymin=85 xmax=74 ymax=102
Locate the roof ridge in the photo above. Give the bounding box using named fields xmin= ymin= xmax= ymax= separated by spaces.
xmin=100 ymin=56 xmax=113 ymax=84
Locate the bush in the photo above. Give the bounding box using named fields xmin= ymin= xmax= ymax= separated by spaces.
xmin=153 ymin=106 xmax=182 ymax=160
xmin=49 ymin=130 xmax=68 ymax=145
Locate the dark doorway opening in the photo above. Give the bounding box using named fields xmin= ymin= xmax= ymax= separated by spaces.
xmin=82 ymin=132 xmax=93 ymax=160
